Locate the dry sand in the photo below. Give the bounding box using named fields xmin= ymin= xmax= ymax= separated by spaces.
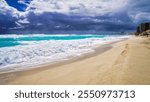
xmin=0 ymin=37 xmax=150 ymax=85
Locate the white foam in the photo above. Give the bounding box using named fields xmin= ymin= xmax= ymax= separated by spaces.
xmin=0 ymin=35 xmax=132 ymax=73
xmin=0 ymin=34 xmax=102 ymax=38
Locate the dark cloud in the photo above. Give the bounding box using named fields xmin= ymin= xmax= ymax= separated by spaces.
xmin=6 ymin=12 xmax=135 ymax=34
xmin=0 ymin=12 xmax=18 ymax=34
xmin=0 ymin=0 xmax=150 ymax=34
xmin=128 ymin=0 xmax=150 ymax=24
xmin=131 ymin=0 xmax=150 ymax=11
xmin=0 ymin=12 xmax=135 ymax=34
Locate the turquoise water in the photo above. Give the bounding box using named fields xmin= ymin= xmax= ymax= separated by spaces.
xmin=0 ymin=35 xmax=105 ymax=48
xmin=0 ymin=34 xmax=130 ymax=71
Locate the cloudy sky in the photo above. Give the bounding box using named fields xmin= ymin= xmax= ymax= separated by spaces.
xmin=0 ymin=0 xmax=150 ymax=34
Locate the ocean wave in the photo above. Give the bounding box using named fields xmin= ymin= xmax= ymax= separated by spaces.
xmin=0 ymin=34 xmax=104 ymax=38
xmin=0 ymin=35 xmax=131 ymax=73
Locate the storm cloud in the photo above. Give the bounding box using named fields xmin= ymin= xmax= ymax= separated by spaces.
xmin=0 ymin=0 xmax=150 ymax=34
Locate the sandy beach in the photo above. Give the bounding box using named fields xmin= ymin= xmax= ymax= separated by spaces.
xmin=0 ymin=36 xmax=150 ymax=85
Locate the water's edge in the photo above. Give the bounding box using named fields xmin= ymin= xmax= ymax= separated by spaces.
xmin=0 ymin=34 xmax=131 ymax=74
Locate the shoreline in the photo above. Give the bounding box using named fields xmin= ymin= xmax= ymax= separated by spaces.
xmin=0 ymin=41 xmax=113 ymax=74
xmin=0 ymin=35 xmax=130 ymax=74
xmin=1 ymin=37 xmax=150 ymax=84
xmin=0 ymin=39 xmax=122 ymax=84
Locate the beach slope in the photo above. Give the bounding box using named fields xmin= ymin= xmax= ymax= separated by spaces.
xmin=1 ymin=37 xmax=150 ymax=84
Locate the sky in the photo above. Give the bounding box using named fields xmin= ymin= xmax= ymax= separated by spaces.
xmin=0 ymin=0 xmax=150 ymax=34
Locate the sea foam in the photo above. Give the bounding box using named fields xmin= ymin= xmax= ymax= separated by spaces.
xmin=0 ymin=35 xmax=131 ymax=73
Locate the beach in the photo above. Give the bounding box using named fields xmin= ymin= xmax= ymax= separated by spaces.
xmin=0 ymin=36 xmax=150 ymax=85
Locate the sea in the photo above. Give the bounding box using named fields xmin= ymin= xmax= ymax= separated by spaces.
xmin=0 ymin=34 xmax=131 ymax=73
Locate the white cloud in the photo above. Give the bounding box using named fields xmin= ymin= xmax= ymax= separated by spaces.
xmin=0 ymin=0 xmax=21 ymax=18
xmin=25 ymin=0 xmax=129 ymax=16
xmin=12 ymin=18 xmax=30 ymax=30
xmin=18 ymin=18 xmax=30 ymax=24
xmin=18 ymin=0 xmax=28 ymax=5
xmin=9 ymin=21 xmax=25 ymax=30
xmin=1 ymin=0 xmax=149 ymax=31
xmin=0 ymin=0 xmax=134 ymax=19
xmin=131 ymin=12 xmax=150 ymax=23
